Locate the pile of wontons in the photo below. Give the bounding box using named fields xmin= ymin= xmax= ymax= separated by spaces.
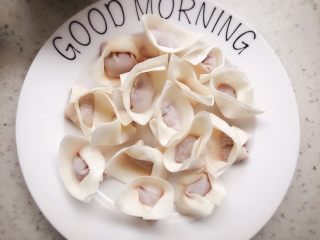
xmin=59 ymin=15 xmax=263 ymax=220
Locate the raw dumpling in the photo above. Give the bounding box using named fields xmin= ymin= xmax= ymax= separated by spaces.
xmin=58 ymin=135 xmax=106 ymax=202
xmin=142 ymin=14 xmax=201 ymax=53
xmin=122 ymin=54 xmax=169 ymax=125
xmin=178 ymin=41 xmax=224 ymax=81
xmin=167 ymin=54 xmax=214 ymax=106
xmin=64 ymin=86 xmax=136 ymax=145
xmin=204 ymin=114 xmax=242 ymax=177
xmin=209 ymin=68 xmax=264 ymax=119
xmin=65 ymin=86 xmax=111 ymax=136
xmin=65 ymin=85 xmax=99 ymax=130
xmin=175 ymin=169 xmax=225 ymax=218
xmin=163 ymin=112 xmax=212 ymax=172
xmin=106 ymin=141 xmax=168 ymax=183
xmin=149 ymin=81 xmax=194 ymax=146
xmin=117 ymin=176 xmax=174 ymax=220
xmin=92 ymin=36 xmax=141 ymax=87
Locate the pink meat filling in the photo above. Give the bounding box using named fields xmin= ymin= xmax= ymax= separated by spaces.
xmin=221 ymin=133 xmax=249 ymax=162
xmin=130 ymin=74 xmax=156 ymax=113
xmin=175 ymin=135 xmax=197 ymax=163
xmin=72 ymin=154 xmax=89 ymax=181
xmin=138 ymin=185 xmax=163 ymax=207
xmin=104 ymin=52 xmax=137 ymax=78
xmin=186 ymin=174 xmax=212 ymax=197
xmin=217 ymin=84 xmax=236 ymax=98
xmin=201 ymin=54 xmax=217 ymax=73
xmin=161 ymin=101 xmax=180 ymax=131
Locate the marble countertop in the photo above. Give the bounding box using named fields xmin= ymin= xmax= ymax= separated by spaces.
xmin=0 ymin=0 xmax=319 ymax=239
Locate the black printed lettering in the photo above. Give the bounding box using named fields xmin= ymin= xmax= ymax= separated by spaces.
xmin=218 ymin=16 xmax=242 ymax=41
xmin=88 ymin=8 xmax=108 ymax=34
xmin=211 ymin=10 xmax=224 ymax=32
xmin=134 ymin=0 xmax=154 ymax=21
xmin=52 ymin=37 xmax=81 ymax=61
xmin=52 ymin=2 xmax=257 ymax=60
xmin=69 ymin=21 xmax=91 ymax=46
xmin=195 ymin=2 xmax=216 ymax=28
xmin=178 ymin=0 xmax=195 ymax=24
xmin=158 ymin=0 xmax=174 ymax=19
xmin=233 ymin=30 xmax=256 ymax=54
xmin=105 ymin=0 xmax=125 ymax=27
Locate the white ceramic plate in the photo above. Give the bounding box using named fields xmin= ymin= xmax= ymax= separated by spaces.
xmin=16 ymin=0 xmax=300 ymax=239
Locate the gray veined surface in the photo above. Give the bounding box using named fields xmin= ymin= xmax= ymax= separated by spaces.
xmin=0 ymin=0 xmax=319 ymax=239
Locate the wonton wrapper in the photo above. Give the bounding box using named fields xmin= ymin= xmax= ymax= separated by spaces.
xmin=121 ymin=54 xmax=169 ymax=125
xmin=163 ymin=112 xmax=212 ymax=172
xmin=149 ymin=81 xmax=194 ymax=147
xmin=134 ymin=34 xmax=161 ymax=61
xmin=106 ymin=141 xmax=168 ymax=183
xmin=175 ymin=169 xmax=225 ymax=218
xmin=167 ymin=54 xmax=214 ymax=106
xmin=117 ymin=176 xmax=174 ymax=220
xmin=58 ymin=135 xmax=106 ymax=202
xmin=209 ymin=68 xmax=264 ymax=119
xmin=142 ymin=14 xmax=201 ymax=54
xmin=107 ymin=87 xmax=133 ymax=126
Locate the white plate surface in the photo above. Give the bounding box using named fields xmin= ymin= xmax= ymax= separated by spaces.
xmin=16 ymin=0 xmax=300 ymax=239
